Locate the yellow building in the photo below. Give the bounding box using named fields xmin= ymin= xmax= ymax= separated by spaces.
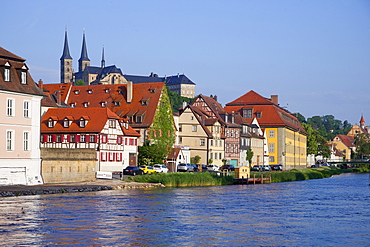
xmin=225 ymin=90 xmax=307 ymax=170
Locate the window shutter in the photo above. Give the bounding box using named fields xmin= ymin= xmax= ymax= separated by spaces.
xmin=85 ymin=134 xmax=90 ymax=143
xmin=125 ymin=138 xmax=128 ymax=145
xmin=76 ymin=135 xmax=80 ymax=143
xmin=43 ymin=135 xmax=48 ymax=143
xmin=52 ymin=135 xmax=56 ymax=142
xmin=135 ymin=139 xmax=137 ymax=146
xmin=60 ymin=135 xmax=64 ymax=142
xmin=67 ymin=135 xmax=71 ymax=142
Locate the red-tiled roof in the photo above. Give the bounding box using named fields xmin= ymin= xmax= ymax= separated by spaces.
xmin=41 ymin=107 xmax=139 ymax=137
xmin=335 ymin=135 xmax=355 ymax=148
xmin=42 ymin=83 xmax=73 ymax=103
xmin=225 ymin=90 xmax=307 ymax=135
xmin=0 ymin=47 xmax=25 ymax=61
xmin=44 ymin=82 xmax=164 ymax=128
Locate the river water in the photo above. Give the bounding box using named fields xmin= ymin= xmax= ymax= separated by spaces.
xmin=0 ymin=173 xmax=369 ymax=246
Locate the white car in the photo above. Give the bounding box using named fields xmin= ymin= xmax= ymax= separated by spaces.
xmin=153 ymin=164 xmax=169 ymax=173
xmin=207 ymin=164 xmax=219 ymax=171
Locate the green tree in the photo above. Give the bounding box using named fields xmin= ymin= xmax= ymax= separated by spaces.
xmin=302 ymin=123 xmax=318 ymax=155
xmin=192 ymin=155 xmax=201 ymax=165
xmin=147 ymin=87 xmax=176 ymax=161
xmin=293 ymin=112 xmax=306 ymax=123
xmin=246 ymin=149 xmax=254 ymax=166
xmin=307 ymin=115 xmax=352 ymax=141
xmin=75 ymin=79 xmax=85 ymax=86
xmin=167 ymin=86 xmax=193 ymax=113
xmin=138 ymin=141 xmax=164 ymax=165
xmin=208 ymin=158 xmax=213 ymax=164
xmin=354 ymin=134 xmax=370 ymax=158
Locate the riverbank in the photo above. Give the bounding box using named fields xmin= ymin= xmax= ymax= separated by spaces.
xmin=0 ymin=180 xmax=164 ymax=197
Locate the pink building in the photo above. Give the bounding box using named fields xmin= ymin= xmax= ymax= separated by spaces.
xmin=0 ymin=47 xmax=45 ymax=185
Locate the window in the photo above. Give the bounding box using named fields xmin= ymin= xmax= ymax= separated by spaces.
xmin=7 ymin=98 xmax=14 ymax=116
xmin=89 ymin=135 xmax=96 ymax=143
xmin=21 ymin=71 xmax=27 ymax=84
xmin=256 ymin=112 xmax=262 ymax=118
xmin=269 ymin=130 xmax=275 ymax=138
xmin=101 ymin=102 xmax=106 ymax=107
xmin=210 ymin=153 xmax=213 ymax=159
xmin=179 ymin=125 xmax=182 ymax=132
xmin=63 ymin=119 xmax=70 ymax=128
xmin=219 ymin=153 xmax=222 ymax=159
xmin=105 ymin=89 xmax=110 ymax=93
xmin=80 ymin=118 xmax=86 ymax=128
xmin=179 ymin=137 xmax=182 ymax=144
xmin=23 ymin=101 xmax=30 ymax=118
xmin=70 ymin=103 xmax=76 ymax=108
xmin=243 ymin=108 xmax=252 ymax=118
xmin=4 ymin=66 xmax=10 ymax=82
xmin=109 ymin=120 xmax=116 ymax=128
xmin=23 ymin=132 xmax=30 ymax=151
xmin=269 ymin=156 xmax=275 ymax=163
xmin=269 ymin=143 xmax=275 ymax=153
xmin=80 ymin=135 xmax=86 ymax=143
xmin=192 ymin=125 xmax=197 ymax=132
xmin=87 ymin=90 xmax=93 ymax=94
xmin=83 ymin=102 xmax=89 ymax=108
xmin=48 ymin=119 xmax=54 ymax=128
xmin=74 ymin=90 xmax=80 ymax=95
xmin=210 ymin=140 xmax=213 ymax=146
xmin=200 ymin=139 xmax=205 ymax=146
xmin=6 ymin=130 xmax=14 ymax=151
xmin=136 ymin=115 xmax=142 ymax=124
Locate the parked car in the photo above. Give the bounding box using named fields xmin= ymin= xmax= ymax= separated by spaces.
xmin=263 ymin=165 xmax=272 ymax=171
xmin=177 ymin=163 xmax=194 ymax=172
xmin=271 ymin=164 xmax=283 ymax=171
xmin=220 ymin=164 xmax=235 ymax=171
xmin=207 ymin=164 xmax=219 ymax=171
xmin=191 ymin=164 xmax=199 ymax=172
xmin=251 ymin=165 xmax=264 ymax=172
xmin=123 ymin=166 xmax=144 ymax=176
xmin=153 ymin=164 xmax=169 ymax=173
xmin=139 ymin=165 xmax=156 ymax=174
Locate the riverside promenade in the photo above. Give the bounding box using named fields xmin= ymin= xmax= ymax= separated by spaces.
xmin=0 ymin=179 xmax=164 ymax=197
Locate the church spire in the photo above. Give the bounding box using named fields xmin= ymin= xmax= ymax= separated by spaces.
xmin=360 ymin=115 xmax=365 ymax=128
xmin=78 ymin=30 xmax=90 ymax=72
xmin=60 ymin=30 xmax=72 ymax=60
xmin=101 ymin=46 xmax=105 ymax=68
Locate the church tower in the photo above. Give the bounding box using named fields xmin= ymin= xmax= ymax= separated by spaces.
xmin=101 ymin=47 xmax=105 ymax=68
xmin=360 ymin=115 xmax=365 ymax=128
xmin=60 ymin=30 xmax=73 ymax=83
xmin=78 ymin=31 xmax=90 ymax=72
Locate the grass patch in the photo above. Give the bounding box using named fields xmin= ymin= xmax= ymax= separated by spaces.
xmin=259 ymin=166 xmax=368 ymax=183
xmin=129 ymin=172 xmax=234 ymax=187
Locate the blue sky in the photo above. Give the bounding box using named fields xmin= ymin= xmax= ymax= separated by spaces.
xmin=2 ymin=0 xmax=370 ymax=125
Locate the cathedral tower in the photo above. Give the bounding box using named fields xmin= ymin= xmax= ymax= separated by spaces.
xmin=60 ymin=30 xmax=73 ymax=83
xmin=78 ymin=31 xmax=90 ymax=72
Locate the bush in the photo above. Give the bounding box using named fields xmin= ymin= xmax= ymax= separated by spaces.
xmin=130 ymin=172 xmax=234 ymax=187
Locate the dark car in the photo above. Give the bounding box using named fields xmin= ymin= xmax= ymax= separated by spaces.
xmin=220 ymin=164 xmax=235 ymax=171
xmin=251 ymin=165 xmax=264 ymax=172
xmin=271 ymin=165 xmax=282 ymax=171
xmin=123 ymin=166 xmax=144 ymax=176
xmin=191 ymin=164 xmax=199 ymax=172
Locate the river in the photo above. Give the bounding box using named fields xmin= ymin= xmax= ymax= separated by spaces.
xmin=0 ymin=173 xmax=369 ymax=246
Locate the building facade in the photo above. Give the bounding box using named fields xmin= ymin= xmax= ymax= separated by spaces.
xmin=0 ymin=47 xmax=45 ymax=185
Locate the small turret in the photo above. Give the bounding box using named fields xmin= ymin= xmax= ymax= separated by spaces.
xmin=360 ymin=115 xmax=365 ymax=128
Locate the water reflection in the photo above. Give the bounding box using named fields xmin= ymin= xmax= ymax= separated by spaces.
xmin=0 ymin=173 xmax=369 ymax=246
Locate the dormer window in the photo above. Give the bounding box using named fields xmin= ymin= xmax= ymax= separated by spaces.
xmin=141 ymin=97 xmax=149 ymax=106
xmin=149 ymin=88 xmax=155 ymax=93
xmin=20 ymin=65 xmax=27 ymax=84
xmin=4 ymin=62 xmax=10 ymax=82
xmin=80 ymin=118 xmax=86 ymax=128
xmin=114 ymin=101 xmax=120 ymax=107
xmin=104 ymin=89 xmax=110 ymax=93
xmin=48 ymin=118 xmax=54 ymax=128
xmin=255 ymin=111 xmax=262 ymax=118
xmin=83 ymin=102 xmax=89 ymax=108
xmin=87 ymin=89 xmax=93 ymax=94
xmin=70 ymin=103 xmax=76 ymax=108
xmin=63 ymin=118 xmax=70 ymax=128
xmin=74 ymin=90 xmax=80 ymax=95
xmin=101 ymin=101 xmax=106 ymax=107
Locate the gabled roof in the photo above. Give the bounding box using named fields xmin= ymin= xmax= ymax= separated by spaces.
xmin=41 ymin=107 xmax=139 ymax=137
xmin=124 ymin=74 xmax=164 ymax=84
xmin=225 ymin=90 xmax=307 ymax=135
xmin=0 ymin=47 xmax=44 ymax=96
xmin=226 ymin=90 xmax=274 ymax=106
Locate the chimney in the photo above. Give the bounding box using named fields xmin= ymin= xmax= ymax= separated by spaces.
xmin=55 ymin=91 xmax=62 ymax=105
xmin=213 ymin=95 xmax=218 ymax=102
xmin=38 ymin=79 xmax=43 ymax=90
xmin=126 ymin=81 xmax=133 ymax=103
xmin=231 ymin=111 xmax=235 ymax=124
xmin=270 ymin=95 xmax=278 ymax=105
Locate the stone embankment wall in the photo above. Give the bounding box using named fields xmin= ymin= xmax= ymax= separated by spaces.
xmin=41 ymin=148 xmax=97 ymax=183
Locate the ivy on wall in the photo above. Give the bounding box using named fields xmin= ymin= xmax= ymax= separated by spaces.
xmin=147 ymin=86 xmax=176 ymax=162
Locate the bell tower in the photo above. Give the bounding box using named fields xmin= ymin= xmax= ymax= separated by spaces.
xmin=60 ymin=30 xmax=73 ymax=83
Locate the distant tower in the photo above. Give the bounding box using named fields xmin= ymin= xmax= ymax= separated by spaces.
xmin=101 ymin=47 xmax=105 ymax=68
xmin=78 ymin=31 xmax=90 ymax=72
xmin=360 ymin=115 xmax=365 ymax=128
xmin=60 ymin=30 xmax=73 ymax=83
